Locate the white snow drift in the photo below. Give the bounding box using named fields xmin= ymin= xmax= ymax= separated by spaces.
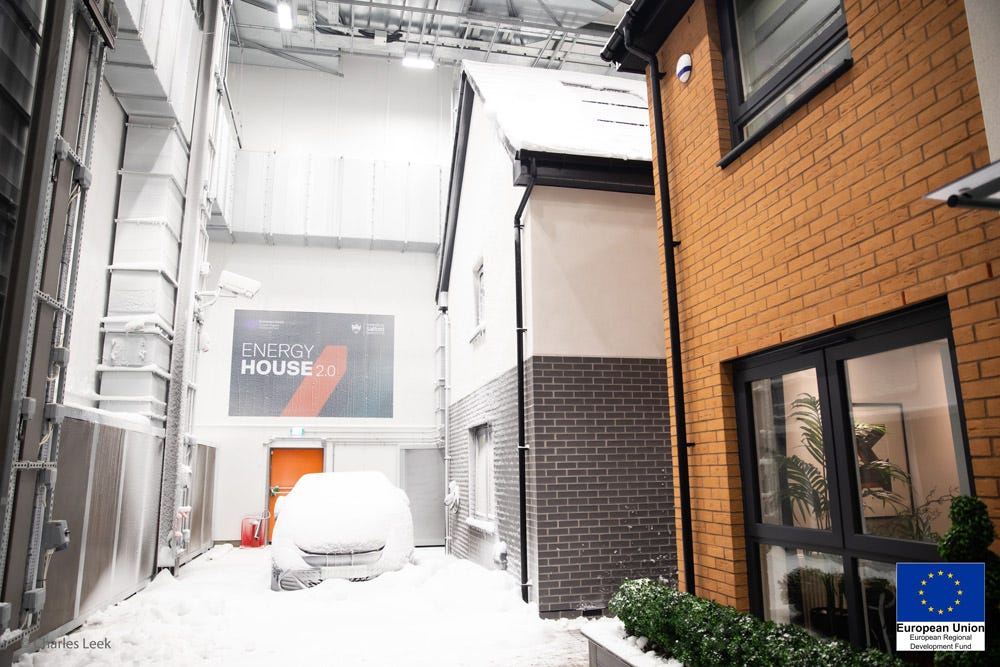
xmin=17 ymin=545 xmax=594 ymax=666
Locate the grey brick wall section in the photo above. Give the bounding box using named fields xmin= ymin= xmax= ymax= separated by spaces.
xmin=447 ymin=356 xmax=676 ymax=615
xmin=446 ymin=367 xmax=532 ymax=590
xmin=529 ymin=356 xmax=676 ymax=616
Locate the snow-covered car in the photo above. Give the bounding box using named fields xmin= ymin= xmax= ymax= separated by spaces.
xmin=270 ymin=471 xmax=415 ymax=591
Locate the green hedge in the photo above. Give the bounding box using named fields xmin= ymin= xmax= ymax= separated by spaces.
xmin=608 ymin=579 xmax=903 ymax=667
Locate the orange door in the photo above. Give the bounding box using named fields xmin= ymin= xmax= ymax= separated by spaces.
xmin=268 ymin=448 xmax=324 ymax=541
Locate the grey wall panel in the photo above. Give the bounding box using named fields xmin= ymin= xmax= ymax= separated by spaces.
xmin=78 ymin=427 xmax=124 ymax=616
xmin=403 ymin=448 xmax=445 ymax=547
xmin=202 ymin=447 xmax=215 ymax=551
xmin=34 ymin=418 xmax=95 ymax=638
xmin=112 ymin=431 xmax=156 ymax=598
xmin=187 ymin=445 xmax=207 ymax=553
xmin=138 ymin=436 xmax=163 ymax=579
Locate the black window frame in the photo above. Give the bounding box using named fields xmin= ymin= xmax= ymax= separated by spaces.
xmin=733 ymin=299 xmax=975 ymax=649
xmin=717 ymin=0 xmax=853 ymax=167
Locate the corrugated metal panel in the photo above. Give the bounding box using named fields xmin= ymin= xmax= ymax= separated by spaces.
xmin=187 ymin=444 xmax=207 ymax=551
xmin=112 ymin=431 xmax=158 ymax=598
xmin=35 ymin=419 xmax=96 ymax=638
xmin=402 ymin=448 xmax=445 ymax=547
xmin=78 ymin=427 xmax=124 ymax=616
xmin=201 ymin=446 xmax=215 ymax=552
xmin=138 ymin=435 xmax=163 ymax=578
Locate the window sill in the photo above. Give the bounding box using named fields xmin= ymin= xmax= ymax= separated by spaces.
xmin=465 ymin=516 xmax=496 ymax=535
xmin=469 ymin=325 xmax=485 ymax=343
xmin=717 ymin=57 xmax=853 ymax=169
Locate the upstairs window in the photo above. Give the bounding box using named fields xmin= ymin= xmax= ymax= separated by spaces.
xmin=475 ymin=260 xmax=486 ymax=329
xmin=718 ymin=0 xmax=851 ymax=152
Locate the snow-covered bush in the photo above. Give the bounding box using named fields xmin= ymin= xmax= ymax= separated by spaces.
xmin=608 ymin=578 xmax=903 ymax=667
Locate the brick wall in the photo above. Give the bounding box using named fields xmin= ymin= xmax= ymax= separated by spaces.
xmin=528 ymin=356 xmax=676 ymax=616
xmin=446 ymin=367 xmax=529 ymax=586
xmin=646 ymin=0 xmax=998 ymax=608
xmin=447 ymin=356 xmax=677 ymax=614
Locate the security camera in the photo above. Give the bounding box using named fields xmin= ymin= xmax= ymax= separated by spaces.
xmin=217 ymin=270 xmax=261 ymax=298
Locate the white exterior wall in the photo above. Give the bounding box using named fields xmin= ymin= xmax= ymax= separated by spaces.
xmin=65 ymin=81 xmax=125 ymax=407
xmin=447 ymin=98 xmax=527 ymax=402
xmin=227 ymin=59 xmax=454 ymax=164
xmin=525 ymin=187 xmax=665 ymax=358
xmin=197 ymin=57 xmax=455 ymax=541
xmin=195 ymin=244 xmax=438 ymax=540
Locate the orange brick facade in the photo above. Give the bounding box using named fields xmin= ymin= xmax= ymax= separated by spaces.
xmin=644 ymin=0 xmax=999 ymax=609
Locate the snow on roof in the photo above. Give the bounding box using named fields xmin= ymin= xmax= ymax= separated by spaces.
xmin=462 ymin=60 xmax=652 ymax=162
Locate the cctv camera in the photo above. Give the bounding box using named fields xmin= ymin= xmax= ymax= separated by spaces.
xmin=217 ymin=270 xmax=261 ymax=298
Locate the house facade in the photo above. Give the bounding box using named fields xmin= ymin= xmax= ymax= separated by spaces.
xmin=603 ymin=0 xmax=999 ymax=653
xmin=437 ymin=62 xmax=678 ymax=617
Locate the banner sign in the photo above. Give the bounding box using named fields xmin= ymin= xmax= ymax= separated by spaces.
xmin=229 ymin=310 xmax=394 ymax=418
xmin=896 ymin=562 xmax=985 ymax=651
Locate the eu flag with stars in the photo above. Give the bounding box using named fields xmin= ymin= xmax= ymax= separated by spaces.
xmin=896 ymin=562 xmax=986 ymax=623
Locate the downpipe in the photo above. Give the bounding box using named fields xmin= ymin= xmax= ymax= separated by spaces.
xmin=514 ymin=160 xmax=535 ymax=603
xmin=438 ymin=302 xmax=453 ymax=554
xmin=623 ymin=27 xmax=696 ymax=595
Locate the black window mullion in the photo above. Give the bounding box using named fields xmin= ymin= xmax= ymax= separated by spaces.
xmin=844 ymin=557 xmax=864 ymax=646
xmin=821 ymin=352 xmax=854 ymax=550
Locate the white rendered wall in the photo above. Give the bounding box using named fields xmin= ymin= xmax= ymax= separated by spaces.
xmin=200 ymin=56 xmax=452 ymax=541
xmin=447 ymin=97 xmax=526 ymax=402
xmin=65 ymin=81 xmax=125 ymax=407
xmin=227 ymin=58 xmax=454 ymax=165
xmin=194 ymin=244 xmax=438 ymax=540
xmin=525 ymin=187 xmax=665 ymax=359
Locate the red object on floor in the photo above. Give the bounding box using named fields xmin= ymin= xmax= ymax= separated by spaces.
xmin=241 ymin=517 xmax=267 ymax=547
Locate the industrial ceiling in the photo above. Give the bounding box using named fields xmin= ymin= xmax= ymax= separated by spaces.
xmin=231 ymin=0 xmax=633 ymax=76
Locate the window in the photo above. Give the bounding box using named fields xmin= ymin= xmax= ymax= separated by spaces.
xmin=718 ymin=0 xmax=852 ymax=152
xmin=472 ymin=259 xmax=485 ymax=340
xmin=734 ymin=301 xmax=972 ymax=651
xmin=469 ymin=425 xmax=495 ymax=521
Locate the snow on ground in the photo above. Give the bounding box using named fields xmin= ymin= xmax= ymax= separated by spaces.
xmin=17 ymin=545 xmax=592 ymax=666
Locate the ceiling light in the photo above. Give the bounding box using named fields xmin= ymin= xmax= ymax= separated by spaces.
xmin=402 ymin=56 xmax=435 ymax=70
xmin=277 ymin=2 xmax=293 ymax=31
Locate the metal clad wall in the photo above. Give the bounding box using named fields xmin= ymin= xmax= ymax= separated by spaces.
xmin=188 ymin=444 xmax=207 ymax=551
xmin=78 ymin=427 xmax=124 ymax=616
xmin=28 ymin=417 xmax=166 ymax=645
xmin=112 ymin=431 xmax=157 ymax=598
xmin=35 ymin=418 xmax=95 ymax=637
xmin=178 ymin=442 xmax=216 ymax=565
xmin=201 ymin=446 xmax=215 ymax=551
xmin=137 ymin=434 xmax=163 ymax=578
xmin=403 ymin=448 xmax=445 ymax=547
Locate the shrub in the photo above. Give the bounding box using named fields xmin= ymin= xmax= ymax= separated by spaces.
xmin=608 ymin=578 xmax=902 ymax=667
xmin=934 ymin=496 xmax=1000 ymax=667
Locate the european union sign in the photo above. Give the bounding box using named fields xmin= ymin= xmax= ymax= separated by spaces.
xmin=896 ymin=562 xmax=985 ymax=651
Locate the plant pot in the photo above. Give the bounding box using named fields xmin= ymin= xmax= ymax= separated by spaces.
xmin=809 ymin=607 xmax=850 ymax=641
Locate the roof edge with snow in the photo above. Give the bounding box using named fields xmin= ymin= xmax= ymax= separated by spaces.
xmin=435 ymin=65 xmax=655 ymax=301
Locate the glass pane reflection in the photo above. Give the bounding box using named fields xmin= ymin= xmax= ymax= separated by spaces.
xmin=751 ymin=369 xmax=831 ymax=530
xmin=845 ymin=339 xmax=968 ymax=542
xmin=759 ymin=545 xmax=847 ymax=641
xmin=859 ymin=560 xmax=897 ymax=653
